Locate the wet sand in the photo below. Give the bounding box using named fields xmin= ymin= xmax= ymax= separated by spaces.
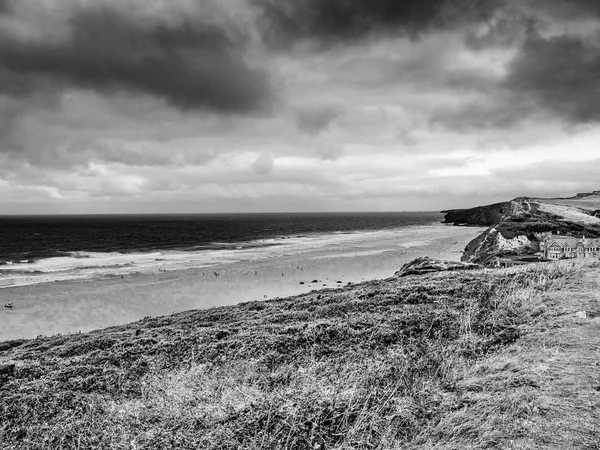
xmin=0 ymin=226 xmax=485 ymax=341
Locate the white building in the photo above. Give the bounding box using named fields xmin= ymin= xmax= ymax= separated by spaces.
xmin=541 ymin=235 xmax=600 ymax=260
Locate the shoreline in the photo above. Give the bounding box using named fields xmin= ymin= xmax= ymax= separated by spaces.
xmin=1 ymin=223 xmax=450 ymax=289
xmin=0 ymin=225 xmax=485 ymax=341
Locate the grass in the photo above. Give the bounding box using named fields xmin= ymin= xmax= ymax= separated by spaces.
xmin=0 ymin=259 xmax=596 ymax=449
xmin=541 ymin=196 xmax=600 ymax=212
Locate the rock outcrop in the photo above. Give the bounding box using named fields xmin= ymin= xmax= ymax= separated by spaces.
xmin=441 ymin=202 xmax=509 ymax=226
xmin=444 ymin=193 xmax=600 ymax=265
xmin=395 ymin=257 xmax=480 ymax=277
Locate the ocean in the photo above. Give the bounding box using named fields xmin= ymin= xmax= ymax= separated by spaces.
xmin=0 ymin=212 xmax=444 ymax=288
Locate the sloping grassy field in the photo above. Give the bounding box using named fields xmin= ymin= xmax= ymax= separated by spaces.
xmin=1 ymin=260 xmax=598 ymax=449
xmin=538 ymin=194 xmax=600 ymax=212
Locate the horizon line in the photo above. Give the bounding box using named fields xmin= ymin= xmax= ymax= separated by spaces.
xmin=0 ymin=210 xmax=442 ymax=217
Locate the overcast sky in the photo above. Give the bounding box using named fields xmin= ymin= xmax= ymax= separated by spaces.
xmin=1 ymin=0 xmax=599 ymax=214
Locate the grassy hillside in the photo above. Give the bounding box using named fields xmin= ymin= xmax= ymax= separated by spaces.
xmin=538 ymin=191 xmax=600 ymax=212
xmin=2 ymin=260 xmax=598 ymax=449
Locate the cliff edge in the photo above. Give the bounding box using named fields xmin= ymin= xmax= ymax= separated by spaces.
xmin=444 ymin=191 xmax=600 ymax=264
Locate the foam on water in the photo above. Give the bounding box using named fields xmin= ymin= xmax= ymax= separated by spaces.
xmin=0 ymin=224 xmax=454 ymax=288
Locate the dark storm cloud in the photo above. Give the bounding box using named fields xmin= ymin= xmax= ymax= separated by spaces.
xmin=430 ymin=0 xmax=600 ymax=131
xmin=464 ymin=0 xmax=600 ymax=52
xmin=335 ymin=48 xmax=497 ymax=92
xmin=511 ymin=0 xmax=600 ymax=20
xmin=256 ymin=0 xmax=499 ymax=47
xmin=0 ymin=5 xmax=273 ymax=114
xmin=464 ymin=8 xmax=535 ymax=50
xmin=504 ymin=32 xmax=600 ymax=124
xmin=498 ymin=0 xmax=600 ymax=125
xmin=0 ymin=0 xmax=13 ymax=14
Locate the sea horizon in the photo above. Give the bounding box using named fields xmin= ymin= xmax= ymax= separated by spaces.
xmin=0 ymin=210 xmax=439 ymax=218
xmin=0 ymin=211 xmax=449 ymax=289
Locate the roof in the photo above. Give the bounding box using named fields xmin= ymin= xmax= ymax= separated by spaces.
xmin=545 ymin=236 xmax=600 ymax=249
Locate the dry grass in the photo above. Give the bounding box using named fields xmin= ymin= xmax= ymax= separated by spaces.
xmin=413 ymin=259 xmax=600 ymax=450
xmin=541 ymin=196 xmax=600 ymax=212
xmin=537 ymin=203 xmax=600 ymax=225
xmin=1 ymin=260 xmax=597 ymax=449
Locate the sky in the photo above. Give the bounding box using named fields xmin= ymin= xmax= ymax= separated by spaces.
xmin=1 ymin=0 xmax=600 ymax=214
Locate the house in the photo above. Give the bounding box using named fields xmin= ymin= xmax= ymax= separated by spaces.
xmin=495 ymin=257 xmax=540 ymax=268
xmin=491 ymin=255 xmax=543 ymax=268
xmin=540 ymin=235 xmax=600 ymax=260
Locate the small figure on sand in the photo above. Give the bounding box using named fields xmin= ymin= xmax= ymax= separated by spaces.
xmin=3 ymin=303 xmax=13 ymax=309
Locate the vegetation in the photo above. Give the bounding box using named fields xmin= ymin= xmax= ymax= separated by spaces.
xmin=456 ymin=197 xmax=600 ymax=264
xmin=0 ymin=260 xmax=596 ymax=449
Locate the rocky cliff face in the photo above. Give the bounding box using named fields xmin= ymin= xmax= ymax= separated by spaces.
xmin=441 ymin=202 xmax=509 ymax=227
xmin=461 ymin=223 xmax=539 ymax=264
xmin=444 ymin=195 xmax=600 ymax=264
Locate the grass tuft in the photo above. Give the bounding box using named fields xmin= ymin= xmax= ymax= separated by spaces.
xmin=1 ymin=260 xmax=595 ymax=449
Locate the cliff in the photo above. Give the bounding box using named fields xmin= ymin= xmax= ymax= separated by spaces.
xmin=444 ymin=192 xmax=600 ymax=264
xmin=441 ymin=201 xmax=510 ymax=227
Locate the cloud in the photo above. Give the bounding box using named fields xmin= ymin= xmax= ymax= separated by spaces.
xmin=0 ymin=0 xmax=13 ymax=14
xmin=295 ymin=105 xmax=342 ymax=135
xmin=315 ymin=143 xmax=343 ymax=161
xmin=492 ymin=158 xmax=600 ymax=184
xmin=503 ymin=32 xmax=600 ymax=124
xmin=3 ymin=0 xmax=600 ymax=214
xmin=429 ymin=95 xmax=536 ymax=130
xmin=0 ymin=2 xmax=273 ymax=114
xmin=66 ymin=140 xmax=220 ymax=168
xmin=430 ymin=11 xmax=600 ymax=130
xmin=334 ymin=35 xmax=499 ymax=92
xmin=252 ymin=153 xmax=274 ymax=175
xmin=509 ymin=0 xmax=600 ymax=21
xmin=256 ymin=0 xmax=499 ymax=47
xmin=464 ymin=7 xmax=534 ymax=50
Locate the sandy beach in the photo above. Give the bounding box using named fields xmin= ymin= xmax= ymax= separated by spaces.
xmin=0 ymin=225 xmax=485 ymax=341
